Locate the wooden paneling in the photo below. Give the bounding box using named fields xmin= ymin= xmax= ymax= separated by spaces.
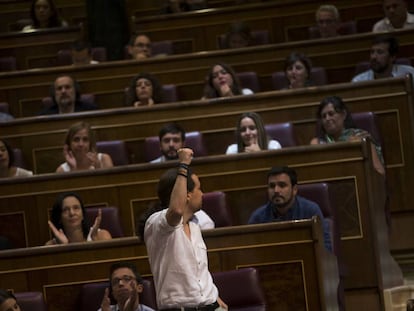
xmin=0 ymin=26 xmax=83 ymax=70
xmin=0 ymin=141 xmax=403 ymax=310
xmin=0 ymin=219 xmax=339 ymax=311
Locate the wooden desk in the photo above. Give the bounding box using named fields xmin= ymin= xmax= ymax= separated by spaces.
xmin=0 ymin=26 xmax=83 ymax=70
xmin=0 ymin=142 xmax=403 ymax=310
xmin=0 ymin=220 xmax=339 ymax=311
xmin=1 ymin=28 xmax=414 ymax=118
xmin=132 ymin=0 xmax=382 ymax=50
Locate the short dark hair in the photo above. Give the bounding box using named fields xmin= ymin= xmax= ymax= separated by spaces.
xmin=158 ymin=122 xmax=186 ymax=142
xmin=284 ymin=52 xmax=312 ymax=83
xmin=372 ymin=35 xmax=399 ymax=56
xmin=109 ymin=261 xmax=143 ymax=286
xmin=267 ymin=166 xmax=298 ymax=186
xmin=128 ymin=33 xmax=150 ymax=46
xmin=0 ymin=139 xmax=14 ymax=168
xmin=50 ymin=192 xmax=90 ymax=239
xmin=223 ymin=21 xmax=253 ymax=49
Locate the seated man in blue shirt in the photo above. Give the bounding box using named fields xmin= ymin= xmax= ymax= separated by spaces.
xmin=248 ymin=166 xmax=332 ymax=251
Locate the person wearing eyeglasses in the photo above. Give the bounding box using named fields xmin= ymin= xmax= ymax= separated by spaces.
xmin=99 ymin=261 xmax=155 ymax=311
xmin=127 ymin=33 xmax=152 ymax=60
xmin=315 ymin=5 xmax=340 ymax=38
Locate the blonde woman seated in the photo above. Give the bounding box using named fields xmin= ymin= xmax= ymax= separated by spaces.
xmin=310 ymin=96 xmax=385 ymax=175
xmin=226 ymin=112 xmax=281 ymax=154
xmin=46 ymin=192 xmax=112 ymax=245
xmin=0 ymin=139 xmax=33 ymax=178
xmin=56 ymin=121 xmax=113 ymax=172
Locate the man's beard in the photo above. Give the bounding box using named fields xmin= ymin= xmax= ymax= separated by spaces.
xmin=370 ymin=61 xmax=389 ymax=74
xmin=162 ymin=149 xmax=178 ymax=160
xmin=271 ymin=194 xmax=294 ymax=210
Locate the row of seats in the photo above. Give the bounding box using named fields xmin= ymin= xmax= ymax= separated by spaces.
xmin=10 ymin=111 xmax=381 ymax=170
xmin=9 ymin=267 xmax=266 ymax=311
xmin=79 ymin=267 xmax=266 ymax=311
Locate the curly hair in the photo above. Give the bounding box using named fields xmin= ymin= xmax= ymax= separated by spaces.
xmin=126 ymin=72 xmax=163 ymax=106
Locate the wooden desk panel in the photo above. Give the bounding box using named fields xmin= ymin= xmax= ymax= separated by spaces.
xmin=0 ymin=142 xmax=402 ymax=310
xmin=0 ymin=220 xmax=339 ymax=311
xmin=1 ymin=28 xmax=414 ymax=118
xmin=0 ymin=26 xmax=83 ymax=70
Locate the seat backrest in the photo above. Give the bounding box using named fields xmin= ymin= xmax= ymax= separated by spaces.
xmin=0 ymin=102 xmax=9 ymax=113
xmin=14 ymin=291 xmax=47 ymax=311
xmin=297 ymin=183 xmax=340 ymax=256
xmin=13 ymin=148 xmax=27 ymax=169
xmin=0 ymin=56 xmax=17 ymax=72
xmin=202 ymin=191 xmax=233 ymax=227
xmin=309 ymin=20 xmax=357 ymax=39
xmin=42 ymin=94 xmax=96 ymax=109
xmin=271 ymin=67 xmax=327 ymax=90
xmin=57 ymin=47 xmax=107 ymax=66
xmin=218 ymin=29 xmax=270 ymax=48
xmin=236 ymin=71 xmax=260 ymax=93
xmin=84 ymin=206 xmax=124 ymax=238
xmin=144 ymin=131 xmax=207 ymax=162
xmin=79 ymin=278 xmax=157 ymax=311
xmin=212 ymin=267 xmax=266 ymax=311
xmin=354 ymin=57 xmax=411 ymax=75
xmin=162 ymin=84 xmax=178 ymax=102
xmin=96 ymin=140 xmax=130 ymax=166
xmin=351 ymin=111 xmax=382 ymax=147
xmin=152 ymin=40 xmax=174 ymax=56
xmin=264 ymin=122 xmax=297 ymax=147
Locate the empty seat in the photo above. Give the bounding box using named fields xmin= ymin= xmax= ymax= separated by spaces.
xmin=162 ymin=84 xmax=178 ymax=102
xmin=212 ymin=267 xmax=266 ymax=311
xmin=236 ymin=71 xmax=260 ymax=93
xmin=271 ymin=67 xmax=327 ymax=90
xmin=84 ymin=206 xmax=124 ymax=238
xmin=152 ymin=40 xmax=174 ymax=56
xmin=264 ymin=122 xmax=297 ymax=147
xmin=218 ymin=29 xmax=270 ymax=49
xmin=308 ymin=20 xmax=358 ymax=39
xmin=0 ymin=56 xmax=17 ymax=72
xmin=202 ymin=191 xmax=233 ymax=227
xmin=144 ymin=131 xmax=207 ymax=162
xmin=79 ymin=278 xmax=157 ymax=311
xmin=57 ymin=47 xmax=107 ymax=66
xmin=41 ymin=94 xmax=96 ymax=109
xmin=96 ymin=140 xmax=130 ymax=166
xmin=0 ymin=102 xmax=9 ymax=113
xmin=14 ymin=291 xmax=47 ymax=311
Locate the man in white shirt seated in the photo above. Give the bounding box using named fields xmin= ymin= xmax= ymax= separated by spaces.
xmin=352 ymin=35 xmax=414 ymax=83
xmin=373 ymin=0 xmax=414 ymax=32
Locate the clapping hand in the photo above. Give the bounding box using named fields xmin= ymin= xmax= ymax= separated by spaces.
xmin=48 ymin=220 xmax=69 ymax=244
xmin=63 ymin=144 xmax=77 ymax=170
xmin=100 ymin=288 xmax=111 ymax=311
xmin=89 ymin=208 xmax=102 ymax=241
